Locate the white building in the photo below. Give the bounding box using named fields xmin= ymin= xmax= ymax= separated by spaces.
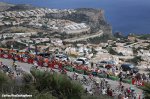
xmin=51 ymin=39 xmax=63 ymax=46
xmin=113 ymin=47 xmax=133 ymax=56
xmin=138 ymin=49 xmax=150 ymax=57
xmin=0 ymin=32 xmax=37 ymax=38
xmin=62 ymin=23 xmax=90 ymax=34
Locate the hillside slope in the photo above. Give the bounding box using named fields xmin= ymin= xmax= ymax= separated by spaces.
xmin=6 ymin=4 xmax=36 ymax=11
xmin=0 ymin=2 xmax=14 ymax=11
xmin=46 ymin=8 xmax=112 ymax=35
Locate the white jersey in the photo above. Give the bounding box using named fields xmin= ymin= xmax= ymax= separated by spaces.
xmin=102 ymin=89 xmax=106 ymax=95
xmin=34 ymin=61 xmax=38 ymax=66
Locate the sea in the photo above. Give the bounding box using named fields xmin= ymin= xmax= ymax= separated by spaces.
xmin=1 ymin=0 xmax=150 ymax=35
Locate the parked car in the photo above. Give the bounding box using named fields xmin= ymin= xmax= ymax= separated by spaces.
xmin=55 ymin=54 xmax=69 ymax=61
xmin=74 ymin=57 xmax=89 ymax=65
xmin=109 ymin=60 xmax=118 ymax=65
xmin=38 ymin=53 xmax=51 ymax=57
xmin=121 ymin=63 xmax=139 ymax=73
xmin=96 ymin=60 xmax=116 ymax=69
xmin=96 ymin=61 xmax=108 ymax=67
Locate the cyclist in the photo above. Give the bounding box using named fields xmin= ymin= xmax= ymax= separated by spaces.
xmin=16 ymin=65 xmax=22 ymax=75
xmin=121 ymin=85 xmax=125 ymax=93
xmin=13 ymin=62 xmax=17 ymax=70
xmin=62 ymin=69 xmax=67 ymax=74
xmin=33 ymin=61 xmax=38 ymax=68
xmin=12 ymin=57 xmax=16 ymax=63
xmin=115 ymin=82 xmax=123 ymax=93
xmin=84 ymin=88 xmax=88 ymax=95
xmin=0 ymin=60 xmax=3 ymax=70
xmin=89 ymin=74 xmax=94 ymax=80
xmin=59 ymin=68 xmax=62 ymax=73
xmin=72 ymin=72 xmax=76 ymax=80
xmin=0 ymin=60 xmax=2 ymax=66
xmin=83 ymin=75 xmax=87 ymax=82
xmin=119 ymin=80 xmax=123 ymax=87
xmin=74 ymin=73 xmax=79 ymax=80
xmin=50 ymin=68 xmax=55 ymax=74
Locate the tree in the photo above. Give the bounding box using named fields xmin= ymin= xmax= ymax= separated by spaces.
xmin=132 ymin=47 xmax=138 ymax=54
xmin=127 ymin=56 xmax=143 ymax=65
xmin=91 ymin=47 xmax=97 ymax=55
xmin=107 ymin=47 xmax=118 ymax=55
xmin=138 ymin=34 xmax=150 ymax=40
xmin=141 ymin=82 xmax=150 ymax=99
xmin=0 ymin=72 xmax=10 ymax=87
xmin=87 ymin=34 xmax=113 ymax=44
xmin=0 ymin=67 xmax=112 ymax=99
xmin=33 ymin=92 xmax=57 ymax=99
xmin=22 ymin=72 xmax=33 ymax=84
xmin=30 ymin=69 xmax=84 ymax=98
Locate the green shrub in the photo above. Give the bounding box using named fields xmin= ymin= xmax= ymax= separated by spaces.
xmin=99 ymin=65 xmax=104 ymax=68
xmin=122 ymin=79 xmax=132 ymax=84
xmin=64 ymin=66 xmax=74 ymax=72
xmin=31 ymin=69 xmax=84 ymax=98
xmin=74 ymin=69 xmax=84 ymax=74
xmin=141 ymin=82 xmax=150 ymax=99
xmin=84 ymin=71 xmax=91 ymax=75
xmin=0 ymin=71 xmax=10 ymax=87
xmin=97 ymin=73 xmax=107 ymax=78
xmin=109 ymin=76 xmax=119 ymax=81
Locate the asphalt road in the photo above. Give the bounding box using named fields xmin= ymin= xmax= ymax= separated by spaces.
xmin=0 ymin=58 xmax=143 ymax=98
xmin=64 ymin=30 xmax=103 ymax=42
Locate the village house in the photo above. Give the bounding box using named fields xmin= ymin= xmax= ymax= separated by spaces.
xmin=0 ymin=32 xmax=37 ymax=39
xmin=112 ymin=46 xmax=133 ymax=56
xmin=51 ymin=39 xmax=63 ymax=46
xmin=128 ymin=35 xmax=137 ymax=42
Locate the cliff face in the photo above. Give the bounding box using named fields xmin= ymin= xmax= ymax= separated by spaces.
xmin=46 ymin=8 xmax=112 ymax=35
xmin=0 ymin=2 xmax=35 ymax=11
xmin=6 ymin=4 xmax=36 ymax=11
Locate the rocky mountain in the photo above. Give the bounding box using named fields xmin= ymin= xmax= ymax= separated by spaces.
xmin=0 ymin=2 xmax=35 ymax=11
xmin=6 ymin=4 xmax=36 ymax=11
xmin=0 ymin=2 xmax=14 ymax=11
xmin=46 ymin=8 xmax=112 ymax=35
xmin=0 ymin=2 xmax=112 ymax=41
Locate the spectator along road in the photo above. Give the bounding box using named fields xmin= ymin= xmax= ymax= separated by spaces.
xmin=0 ymin=58 xmax=143 ymax=98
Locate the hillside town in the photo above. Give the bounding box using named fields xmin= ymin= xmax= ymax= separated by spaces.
xmin=0 ymin=8 xmax=91 ymax=35
xmin=0 ymin=28 xmax=150 ymax=98
xmin=0 ymin=2 xmax=150 ymax=99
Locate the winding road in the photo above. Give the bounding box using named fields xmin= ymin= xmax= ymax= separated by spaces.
xmin=0 ymin=58 xmax=143 ymax=98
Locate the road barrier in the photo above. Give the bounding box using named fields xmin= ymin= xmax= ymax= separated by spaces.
xmin=0 ymin=52 xmax=145 ymax=86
